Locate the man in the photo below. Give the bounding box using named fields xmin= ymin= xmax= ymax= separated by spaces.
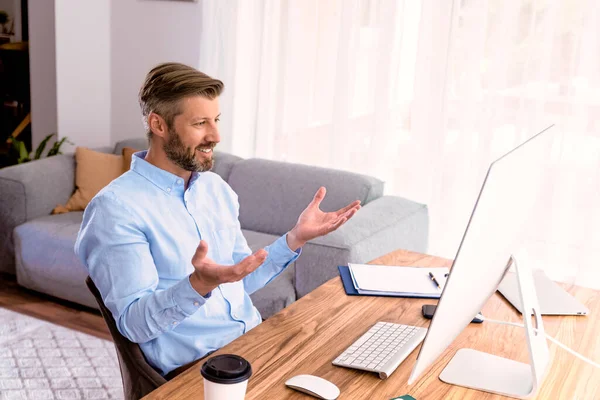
xmin=75 ymin=62 xmax=361 ymax=378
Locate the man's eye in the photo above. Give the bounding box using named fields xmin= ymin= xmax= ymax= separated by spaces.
xmin=196 ymin=121 xmax=206 ymax=126
xmin=215 ymin=118 xmax=220 ymax=123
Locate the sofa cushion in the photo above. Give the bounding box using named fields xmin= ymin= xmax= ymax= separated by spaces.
xmin=243 ymin=229 xmax=296 ymax=319
xmin=210 ymin=152 xmax=244 ymax=182
xmin=228 ymin=159 xmax=384 ymax=235
xmin=53 ymin=147 xmax=126 ymax=214
xmin=14 ymin=212 xmax=97 ymax=308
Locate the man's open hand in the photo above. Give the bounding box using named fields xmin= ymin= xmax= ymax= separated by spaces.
xmin=189 ymin=240 xmax=268 ymax=296
xmin=287 ymin=187 xmax=361 ymax=250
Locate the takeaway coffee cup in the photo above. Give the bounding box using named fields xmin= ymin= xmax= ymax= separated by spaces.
xmin=201 ymin=354 xmax=252 ymax=400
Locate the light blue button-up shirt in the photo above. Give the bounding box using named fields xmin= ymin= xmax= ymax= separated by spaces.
xmin=75 ymin=151 xmax=300 ymax=376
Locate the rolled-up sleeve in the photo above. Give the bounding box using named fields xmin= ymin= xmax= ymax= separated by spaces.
xmin=75 ymin=193 xmax=207 ymax=344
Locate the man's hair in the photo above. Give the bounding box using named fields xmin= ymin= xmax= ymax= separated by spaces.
xmin=139 ymin=62 xmax=224 ymax=140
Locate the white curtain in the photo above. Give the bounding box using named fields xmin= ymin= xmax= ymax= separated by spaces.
xmin=199 ymin=0 xmax=600 ymax=289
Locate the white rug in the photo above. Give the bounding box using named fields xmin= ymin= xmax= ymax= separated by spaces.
xmin=0 ymin=308 xmax=123 ymax=400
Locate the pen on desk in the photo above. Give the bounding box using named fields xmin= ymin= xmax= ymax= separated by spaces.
xmin=428 ymin=272 xmax=441 ymax=290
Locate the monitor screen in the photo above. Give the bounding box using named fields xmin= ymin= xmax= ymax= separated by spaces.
xmin=408 ymin=124 xmax=556 ymax=384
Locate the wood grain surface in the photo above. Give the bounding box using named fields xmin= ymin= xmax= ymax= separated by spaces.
xmin=144 ymin=249 xmax=600 ymax=399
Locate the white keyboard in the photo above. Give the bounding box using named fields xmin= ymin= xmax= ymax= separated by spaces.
xmin=332 ymin=322 xmax=427 ymax=379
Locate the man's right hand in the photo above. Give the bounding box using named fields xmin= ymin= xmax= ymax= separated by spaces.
xmin=189 ymin=240 xmax=268 ymax=296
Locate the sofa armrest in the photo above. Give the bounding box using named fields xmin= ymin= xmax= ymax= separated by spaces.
xmin=294 ymin=196 xmax=429 ymax=297
xmin=0 ymin=154 xmax=76 ymax=274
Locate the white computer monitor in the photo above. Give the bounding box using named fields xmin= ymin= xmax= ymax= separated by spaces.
xmin=408 ymin=125 xmax=556 ymax=398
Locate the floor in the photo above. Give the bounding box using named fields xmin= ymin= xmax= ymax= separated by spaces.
xmin=0 ymin=273 xmax=111 ymax=342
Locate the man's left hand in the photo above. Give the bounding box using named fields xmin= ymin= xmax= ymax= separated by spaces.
xmin=287 ymin=187 xmax=361 ymax=250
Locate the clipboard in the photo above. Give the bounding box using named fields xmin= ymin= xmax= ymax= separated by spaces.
xmin=338 ymin=265 xmax=444 ymax=299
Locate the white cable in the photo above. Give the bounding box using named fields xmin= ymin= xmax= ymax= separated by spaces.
xmin=481 ymin=316 xmax=600 ymax=369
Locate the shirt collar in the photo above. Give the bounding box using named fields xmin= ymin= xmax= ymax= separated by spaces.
xmin=130 ymin=151 xmax=199 ymax=196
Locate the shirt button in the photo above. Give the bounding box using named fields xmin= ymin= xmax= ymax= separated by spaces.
xmin=178 ymin=179 xmax=183 ymax=185
xmin=172 ymin=321 xmax=178 ymax=326
xmin=193 ymin=302 xmax=199 ymax=307
xmin=166 ymin=187 xmax=171 ymax=192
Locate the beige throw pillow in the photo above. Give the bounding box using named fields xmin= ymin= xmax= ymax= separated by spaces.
xmin=52 ymin=147 xmax=125 ymax=214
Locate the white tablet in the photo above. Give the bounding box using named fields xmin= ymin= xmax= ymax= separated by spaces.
xmin=498 ymin=269 xmax=589 ymax=316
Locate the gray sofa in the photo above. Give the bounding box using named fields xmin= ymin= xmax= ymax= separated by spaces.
xmin=0 ymin=138 xmax=429 ymax=318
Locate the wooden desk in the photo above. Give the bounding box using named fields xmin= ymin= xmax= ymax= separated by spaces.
xmin=144 ymin=250 xmax=600 ymax=399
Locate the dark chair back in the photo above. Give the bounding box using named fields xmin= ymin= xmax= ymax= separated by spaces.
xmin=85 ymin=276 xmax=166 ymax=399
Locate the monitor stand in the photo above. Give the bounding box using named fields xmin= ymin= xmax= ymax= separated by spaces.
xmin=439 ymin=256 xmax=550 ymax=399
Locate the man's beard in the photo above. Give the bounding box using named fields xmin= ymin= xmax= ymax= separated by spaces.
xmin=163 ymin=128 xmax=215 ymax=172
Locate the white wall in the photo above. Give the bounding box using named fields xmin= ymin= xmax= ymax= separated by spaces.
xmin=28 ymin=0 xmax=57 ymax=150
xmin=31 ymin=0 xmax=210 ymax=151
xmin=55 ymin=0 xmax=111 ymax=151
xmin=110 ymin=0 xmax=203 ymax=146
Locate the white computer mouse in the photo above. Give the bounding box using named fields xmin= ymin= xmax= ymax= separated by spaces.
xmin=285 ymin=374 xmax=340 ymax=399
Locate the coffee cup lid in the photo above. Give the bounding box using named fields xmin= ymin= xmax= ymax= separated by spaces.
xmin=201 ymin=354 xmax=252 ymax=384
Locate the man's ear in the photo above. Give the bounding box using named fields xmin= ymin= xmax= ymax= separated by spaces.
xmin=148 ymin=112 xmax=168 ymax=139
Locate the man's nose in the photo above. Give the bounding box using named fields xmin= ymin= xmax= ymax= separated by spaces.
xmin=207 ymin=123 xmax=220 ymax=143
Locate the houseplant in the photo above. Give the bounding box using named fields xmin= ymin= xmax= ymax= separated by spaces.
xmin=9 ymin=133 xmax=73 ymax=164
